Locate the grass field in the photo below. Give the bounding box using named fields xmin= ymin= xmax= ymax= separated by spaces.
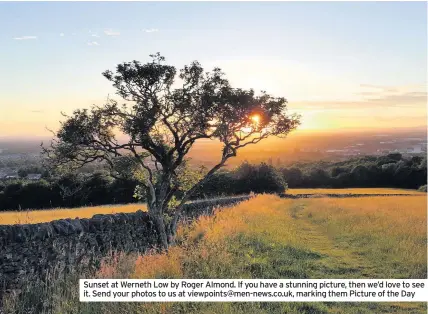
xmin=8 ymin=191 xmax=425 ymax=313
xmin=287 ymin=188 xmax=425 ymax=195
xmin=0 ymin=188 xmax=424 ymax=225
xmin=0 ymin=203 xmax=147 ymax=225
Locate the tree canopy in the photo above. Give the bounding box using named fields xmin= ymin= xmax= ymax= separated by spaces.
xmin=43 ymin=53 xmax=300 ymax=248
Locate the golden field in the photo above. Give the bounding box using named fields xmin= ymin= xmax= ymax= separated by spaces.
xmin=8 ymin=191 xmax=425 ymax=313
xmin=287 ymin=188 xmax=425 ymax=195
xmin=0 ymin=188 xmax=424 ymax=225
xmin=0 ymin=203 xmax=147 ymax=225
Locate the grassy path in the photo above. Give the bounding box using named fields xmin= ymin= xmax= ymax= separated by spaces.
xmin=286 ymin=201 xmax=371 ymax=279
xmin=300 ymin=196 xmax=426 ymax=279
xmin=283 ymin=198 xmax=427 ymax=313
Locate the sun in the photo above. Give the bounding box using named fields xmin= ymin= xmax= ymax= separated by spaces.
xmin=251 ymin=114 xmax=260 ymax=124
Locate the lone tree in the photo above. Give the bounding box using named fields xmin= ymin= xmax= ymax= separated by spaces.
xmin=43 ymin=53 xmax=300 ymax=249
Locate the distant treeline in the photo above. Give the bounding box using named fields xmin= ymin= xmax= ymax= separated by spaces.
xmin=196 ymin=153 xmax=427 ymax=197
xmin=0 ymin=174 xmax=138 ymax=212
xmin=287 ymin=153 xmax=426 ymax=189
xmin=0 ymin=153 xmax=426 ymax=212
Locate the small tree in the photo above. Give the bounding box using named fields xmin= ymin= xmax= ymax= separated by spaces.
xmin=281 ymin=167 xmax=303 ymax=187
xmin=42 ymin=53 xmax=300 ymax=249
xmin=54 ymin=173 xmax=90 ymax=207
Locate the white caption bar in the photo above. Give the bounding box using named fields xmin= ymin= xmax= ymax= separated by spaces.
xmin=80 ymin=279 xmax=428 ymax=302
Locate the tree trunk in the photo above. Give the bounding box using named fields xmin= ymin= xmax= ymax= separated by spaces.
xmin=150 ymin=213 xmax=169 ymax=250
xmin=166 ymin=222 xmax=176 ymax=246
xmin=168 ymin=212 xmax=181 ymax=242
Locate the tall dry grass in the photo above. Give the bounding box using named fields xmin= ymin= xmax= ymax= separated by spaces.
xmin=302 ymin=195 xmax=427 ymax=278
xmin=2 ymin=193 xmax=426 ymax=313
xmin=287 ymin=188 xmax=425 ymax=195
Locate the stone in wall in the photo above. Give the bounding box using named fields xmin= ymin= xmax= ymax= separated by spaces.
xmin=0 ymin=195 xmax=251 ymax=296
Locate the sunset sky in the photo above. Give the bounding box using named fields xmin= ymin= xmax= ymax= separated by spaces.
xmin=0 ymin=2 xmax=426 ymax=137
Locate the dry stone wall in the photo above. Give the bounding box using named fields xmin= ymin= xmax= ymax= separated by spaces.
xmin=0 ymin=195 xmax=250 ymax=296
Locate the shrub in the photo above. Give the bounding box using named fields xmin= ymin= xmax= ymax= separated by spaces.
xmin=281 ymin=167 xmax=303 ymax=187
xmin=234 ymin=162 xmax=287 ymax=194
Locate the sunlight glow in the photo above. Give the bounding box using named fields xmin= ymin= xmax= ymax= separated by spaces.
xmin=251 ymin=114 xmax=260 ymax=124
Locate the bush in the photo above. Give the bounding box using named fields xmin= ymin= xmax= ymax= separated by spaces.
xmin=349 ymin=165 xmax=371 ymax=186
xmin=305 ymin=169 xmax=331 ymax=187
xmin=233 ymin=162 xmax=287 ymax=194
xmin=199 ymin=162 xmax=288 ymax=196
xmin=281 ymin=167 xmax=303 ymax=187
xmin=196 ymin=171 xmax=235 ymax=198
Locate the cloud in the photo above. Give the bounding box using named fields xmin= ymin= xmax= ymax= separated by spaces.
xmin=60 ymin=33 xmax=65 ymax=37
xmin=357 ymin=84 xmax=426 ymax=106
xmin=142 ymin=28 xmax=159 ymax=33
xmin=366 ymin=92 xmax=427 ymax=106
xmin=294 ymin=91 xmax=426 ymax=111
xmin=287 ymin=84 xmax=427 ymax=116
xmin=92 ymin=34 xmax=100 ymax=38
xmin=87 ymin=41 xmax=100 ymax=46
xmin=359 ymin=91 xmax=378 ymax=96
xmin=359 ymin=84 xmax=398 ymax=94
xmin=360 ymin=84 xmax=386 ymax=90
xmin=13 ymin=36 xmax=37 ymax=40
xmin=104 ymin=29 xmax=120 ymax=36
xmin=372 ymin=116 xmax=427 ymax=122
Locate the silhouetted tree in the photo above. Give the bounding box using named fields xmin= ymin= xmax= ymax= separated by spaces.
xmin=333 ymin=172 xmax=353 ymax=188
xmin=108 ymin=178 xmax=139 ymax=204
xmin=233 ymin=162 xmax=286 ymax=194
xmin=19 ymin=180 xmax=53 ymax=209
xmin=83 ymin=172 xmax=114 ymax=206
xmin=307 ymin=168 xmax=330 ymax=187
xmin=2 ymin=181 xmax=23 ymax=210
xmin=197 ymin=171 xmax=235 ymax=197
xmin=281 ymin=167 xmax=303 ymax=187
xmin=42 ymin=53 xmax=300 ymax=249
xmin=351 ymin=165 xmax=371 ymax=186
xmin=53 ymin=173 xmax=89 ymax=207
